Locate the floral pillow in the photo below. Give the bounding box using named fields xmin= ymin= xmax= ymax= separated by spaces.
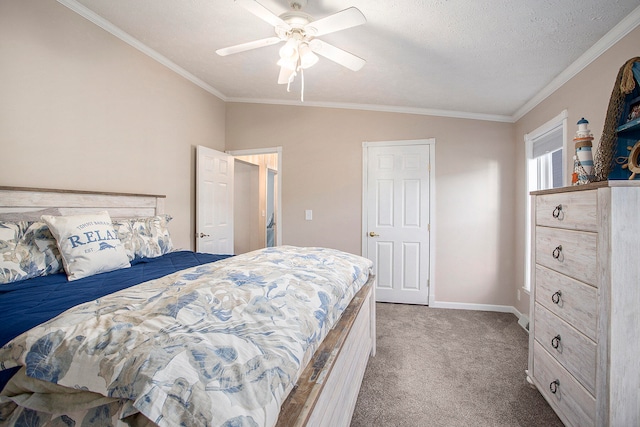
xmin=112 ymin=214 xmax=174 ymax=261
xmin=0 ymin=220 xmax=63 ymax=284
xmin=42 ymin=211 xmax=130 ymax=281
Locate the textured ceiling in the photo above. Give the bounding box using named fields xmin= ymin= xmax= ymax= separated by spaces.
xmin=64 ymin=0 xmax=640 ymax=121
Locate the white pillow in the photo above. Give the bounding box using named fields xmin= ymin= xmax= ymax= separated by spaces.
xmin=41 ymin=211 xmax=130 ymax=281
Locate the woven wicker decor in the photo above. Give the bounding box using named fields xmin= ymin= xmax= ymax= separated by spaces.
xmin=593 ymin=57 xmax=640 ymax=181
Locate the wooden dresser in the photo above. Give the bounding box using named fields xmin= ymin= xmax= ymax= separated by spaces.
xmin=527 ymin=181 xmax=640 ymax=427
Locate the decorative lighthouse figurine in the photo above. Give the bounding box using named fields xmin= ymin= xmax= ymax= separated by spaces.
xmin=573 ymin=118 xmax=595 ymax=185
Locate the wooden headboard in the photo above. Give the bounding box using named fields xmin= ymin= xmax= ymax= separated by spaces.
xmin=0 ymin=186 xmax=166 ymax=219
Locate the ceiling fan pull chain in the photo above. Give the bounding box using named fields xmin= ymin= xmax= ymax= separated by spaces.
xmin=286 ymin=70 xmax=296 ymax=93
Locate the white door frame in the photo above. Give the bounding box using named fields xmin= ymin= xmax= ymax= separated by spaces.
xmin=362 ymin=139 xmax=436 ymax=304
xmin=227 ymin=147 xmax=283 ymax=248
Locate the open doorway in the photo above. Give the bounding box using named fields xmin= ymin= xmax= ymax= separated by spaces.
xmin=228 ymin=148 xmax=281 ymax=254
xmin=266 ymin=168 xmax=277 ymax=247
xmin=234 ymin=159 xmax=260 ymax=254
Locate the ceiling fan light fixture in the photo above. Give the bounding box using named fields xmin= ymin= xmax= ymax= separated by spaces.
xmin=279 ymin=38 xmax=298 ymax=61
xmin=298 ymin=43 xmax=318 ymax=69
xmin=277 ymin=56 xmax=298 ymax=71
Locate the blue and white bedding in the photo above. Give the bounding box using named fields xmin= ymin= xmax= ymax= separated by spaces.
xmin=0 ymin=250 xmax=232 ymax=391
xmin=0 ymin=251 xmax=231 ymax=351
xmin=0 ymin=246 xmax=373 ymax=427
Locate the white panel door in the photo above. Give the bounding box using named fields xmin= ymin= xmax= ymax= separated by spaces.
xmin=196 ymin=146 xmax=234 ymax=254
xmin=365 ymin=143 xmax=431 ymax=304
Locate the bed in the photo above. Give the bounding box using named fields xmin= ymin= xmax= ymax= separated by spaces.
xmin=0 ymin=186 xmax=376 ymax=427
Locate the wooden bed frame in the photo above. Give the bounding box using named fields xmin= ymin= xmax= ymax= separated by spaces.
xmin=0 ymin=186 xmax=376 ymax=427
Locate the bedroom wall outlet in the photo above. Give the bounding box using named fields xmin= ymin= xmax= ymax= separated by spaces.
xmin=305 ymin=210 xmax=312 ymax=220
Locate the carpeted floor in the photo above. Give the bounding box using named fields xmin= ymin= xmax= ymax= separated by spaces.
xmin=351 ymin=303 xmax=564 ymax=426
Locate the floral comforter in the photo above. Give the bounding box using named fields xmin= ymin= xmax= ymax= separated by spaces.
xmin=0 ymin=246 xmax=373 ymax=427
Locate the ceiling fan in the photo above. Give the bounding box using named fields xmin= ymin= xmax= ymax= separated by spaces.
xmin=216 ymin=0 xmax=366 ymax=99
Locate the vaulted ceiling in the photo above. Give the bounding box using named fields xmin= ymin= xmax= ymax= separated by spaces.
xmin=62 ymin=0 xmax=640 ymax=121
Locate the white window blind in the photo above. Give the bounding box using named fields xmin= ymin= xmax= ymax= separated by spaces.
xmin=531 ymin=126 xmax=563 ymax=158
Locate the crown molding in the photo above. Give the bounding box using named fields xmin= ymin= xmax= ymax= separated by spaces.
xmin=511 ymin=4 xmax=640 ymax=122
xmin=56 ymin=0 xmax=228 ymax=101
xmin=227 ymin=97 xmax=514 ymax=123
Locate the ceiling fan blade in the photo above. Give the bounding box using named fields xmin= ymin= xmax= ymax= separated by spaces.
xmin=216 ymin=36 xmax=282 ymax=56
xmin=278 ymin=66 xmax=295 ymax=84
xmin=310 ymin=39 xmax=365 ymax=71
xmin=235 ymin=0 xmax=290 ymax=29
xmin=305 ymin=7 xmax=366 ymax=37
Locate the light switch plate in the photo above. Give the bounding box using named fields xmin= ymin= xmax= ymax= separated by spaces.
xmin=305 ymin=210 xmax=312 ymax=220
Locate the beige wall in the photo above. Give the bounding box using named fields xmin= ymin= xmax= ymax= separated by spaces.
xmin=0 ymin=0 xmax=226 ymax=251
xmin=513 ymin=26 xmax=640 ymax=315
xmin=226 ymin=104 xmax=517 ymax=306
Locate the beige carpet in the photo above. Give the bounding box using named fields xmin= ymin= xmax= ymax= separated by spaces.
xmin=351 ymin=303 xmax=564 ymax=426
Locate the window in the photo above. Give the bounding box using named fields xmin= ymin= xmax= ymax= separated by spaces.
xmin=529 ymin=145 xmax=564 ymax=191
xmin=524 ymin=111 xmax=568 ymax=291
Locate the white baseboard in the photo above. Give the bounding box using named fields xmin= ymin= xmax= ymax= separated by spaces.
xmin=430 ymin=300 xmax=517 ymax=313
xmin=518 ymin=314 xmax=530 ymax=332
xmin=429 ymin=300 xmax=530 ymax=332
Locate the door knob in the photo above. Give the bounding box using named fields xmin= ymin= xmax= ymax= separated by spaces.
xmin=198 ymin=232 xmax=210 ymax=238
xmin=369 ymin=232 xmax=379 ymax=237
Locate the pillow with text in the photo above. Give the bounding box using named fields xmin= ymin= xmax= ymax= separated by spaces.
xmin=42 ymin=211 xmax=130 ymax=281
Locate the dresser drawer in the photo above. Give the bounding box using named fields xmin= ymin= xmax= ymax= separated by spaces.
xmin=536 ymin=191 xmax=597 ymax=232
xmin=533 ymin=342 xmax=595 ymax=427
xmin=535 ymin=227 xmax=597 ymax=286
xmin=534 ymin=303 xmax=596 ymax=394
xmin=535 ymin=265 xmax=597 ymax=340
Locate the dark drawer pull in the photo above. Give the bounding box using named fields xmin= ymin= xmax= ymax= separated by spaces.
xmin=551 ymin=334 xmax=561 ymax=349
xmin=552 ymin=204 xmax=562 ymax=218
xmin=552 ymin=245 xmax=562 ymax=259
xmin=552 ymin=291 xmax=562 ymax=304
xmin=550 ymin=379 xmax=560 ymax=394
